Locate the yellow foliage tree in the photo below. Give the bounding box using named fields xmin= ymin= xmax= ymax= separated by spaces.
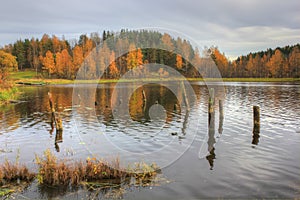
xmin=126 ymin=43 xmax=137 ymax=71
xmin=41 ymin=50 xmax=55 ymax=77
xmin=72 ymin=46 xmax=84 ymax=79
xmin=267 ymin=49 xmax=286 ymax=78
xmin=55 ymin=49 xmax=73 ymax=78
xmin=109 ymin=51 xmax=119 ymax=78
xmin=126 ymin=44 xmax=143 ymax=76
xmin=176 ymin=54 xmax=183 ymax=70
xmin=0 ymin=50 xmax=18 ymax=84
xmin=211 ymin=47 xmax=228 ymax=76
xmin=137 ymin=48 xmax=143 ymax=66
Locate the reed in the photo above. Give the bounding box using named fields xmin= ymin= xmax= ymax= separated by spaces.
xmin=0 ymin=148 xmax=160 ymax=199
xmin=35 ymin=149 xmax=160 ymax=187
xmin=0 ymin=160 xmax=34 ymax=185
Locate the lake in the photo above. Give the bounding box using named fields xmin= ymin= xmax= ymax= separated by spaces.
xmin=0 ymin=81 xmax=299 ymax=199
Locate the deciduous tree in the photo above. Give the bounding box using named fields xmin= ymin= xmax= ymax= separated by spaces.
xmin=41 ymin=50 xmax=55 ymax=77
xmin=109 ymin=51 xmax=119 ymax=78
xmin=0 ymin=50 xmax=18 ymax=83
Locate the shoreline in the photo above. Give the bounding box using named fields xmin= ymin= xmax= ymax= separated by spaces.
xmin=12 ymin=77 xmax=300 ymax=85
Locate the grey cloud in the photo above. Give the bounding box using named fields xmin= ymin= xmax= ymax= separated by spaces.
xmin=0 ymin=0 xmax=299 ymax=58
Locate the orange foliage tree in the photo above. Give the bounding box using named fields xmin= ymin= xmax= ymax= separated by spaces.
xmin=108 ymin=51 xmax=119 ymax=78
xmin=176 ymin=54 xmax=183 ymax=70
xmin=0 ymin=50 xmax=18 ymax=84
xmin=72 ymin=46 xmax=84 ymax=79
xmin=41 ymin=50 xmax=55 ymax=78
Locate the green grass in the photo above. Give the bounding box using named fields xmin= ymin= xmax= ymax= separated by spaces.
xmin=9 ymin=70 xmax=37 ymax=80
xmin=0 ymin=188 xmax=14 ymax=197
xmin=0 ymin=87 xmax=19 ymax=105
xmin=218 ymin=77 xmax=300 ymax=82
xmin=8 ymin=70 xmax=300 ymax=85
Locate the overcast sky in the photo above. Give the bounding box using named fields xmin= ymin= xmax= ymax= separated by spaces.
xmin=0 ymin=0 xmax=299 ymax=59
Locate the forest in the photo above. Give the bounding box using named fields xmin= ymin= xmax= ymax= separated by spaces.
xmin=0 ymin=29 xmax=299 ymax=82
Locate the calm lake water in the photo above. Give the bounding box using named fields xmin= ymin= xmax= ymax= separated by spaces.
xmin=0 ymin=81 xmax=299 ymax=199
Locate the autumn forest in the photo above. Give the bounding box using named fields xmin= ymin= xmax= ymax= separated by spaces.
xmin=1 ymin=29 xmax=299 ymax=82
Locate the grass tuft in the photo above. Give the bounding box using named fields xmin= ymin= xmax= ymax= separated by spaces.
xmin=35 ymin=149 xmax=160 ymax=187
xmin=0 ymin=160 xmax=35 ymax=185
xmin=0 ymin=87 xmax=19 ymax=104
xmin=1 ymin=149 xmax=161 ymax=197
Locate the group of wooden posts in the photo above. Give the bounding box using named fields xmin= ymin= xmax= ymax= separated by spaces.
xmin=46 ymin=85 xmax=261 ymax=153
xmin=208 ymin=88 xmax=260 ymax=145
xmin=206 ymin=88 xmax=260 ymax=169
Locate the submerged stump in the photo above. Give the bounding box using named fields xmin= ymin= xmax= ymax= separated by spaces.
xmin=48 ymin=92 xmax=63 ymax=133
xmin=218 ymin=99 xmax=224 ymax=134
xmin=252 ymin=105 xmax=260 ymax=145
xmin=181 ymin=81 xmax=189 ymax=110
xmin=253 ymin=105 xmax=260 ymax=133
xmin=208 ymin=88 xmax=215 ymax=126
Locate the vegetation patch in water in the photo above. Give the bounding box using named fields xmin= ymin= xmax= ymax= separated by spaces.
xmin=35 ymin=149 xmax=160 ymax=187
xmin=0 ymin=86 xmax=20 ymax=105
xmin=0 ymin=149 xmax=161 ymax=198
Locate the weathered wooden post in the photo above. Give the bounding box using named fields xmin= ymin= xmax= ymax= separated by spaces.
xmin=218 ymin=99 xmax=224 ymax=134
xmin=48 ymin=92 xmax=56 ymax=131
xmin=252 ymin=105 xmax=260 ymax=145
xmin=253 ymin=106 xmax=260 ymax=133
xmin=181 ymin=81 xmax=190 ymax=110
xmin=174 ymin=103 xmax=179 ymax=112
xmin=142 ymin=89 xmax=146 ymax=103
xmin=48 ymin=92 xmax=63 ymax=133
xmin=207 ymin=91 xmax=216 ymax=170
xmin=142 ymin=89 xmax=147 ymax=112
xmin=208 ymin=88 xmax=215 ymax=126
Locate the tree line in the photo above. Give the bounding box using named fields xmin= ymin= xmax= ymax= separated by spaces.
xmin=1 ymin=29 xmax=299 ymax=80
xmin=211 ymin=44 xmax=300 ymax=78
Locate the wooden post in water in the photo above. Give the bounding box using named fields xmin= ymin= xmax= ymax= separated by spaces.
xmin=253 ymin=106 xmax=260 ymax=133
xmin=208 ymin=88 xmax=215 ymax=126
xmin=48 ymin=92 xmax=56 ymax=132
xmin=48 ymin=92 xmax=63 ymax=133
xmin=142 ymin=89 xmax=146 ymax=103
xmin=141 ymin=89 xmax=147 ymax=113
xmin=252 ymin=105 xmax=260 ymax=145
xmin=181 ymin=81 xmax=189 ymax=110
xmin=218 ymin=99 xmax=224 ymax=134
xmin=207 ymin=90 xmax=216 ymax=170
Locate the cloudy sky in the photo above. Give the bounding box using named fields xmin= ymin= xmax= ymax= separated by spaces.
xmin=0 ymin=0 xmax=299 ymax=59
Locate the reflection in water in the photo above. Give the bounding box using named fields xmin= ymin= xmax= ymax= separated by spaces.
xmin=34 ymin=175 xmax=164 ymax=200
xmin=55 ymin=130 xmax=63 ymax=152
xmin=129 ymin=84 xmax=181 ymax=123
xmin=206 ymin=147 xmax=216 ymax=170
xmin=206 ymin=108 xmax=216 ymax=170
xmin=252 ymin=133 xmax=260 ymax=145
xmin=218 ymin=100 xmax=224 ymax=135
xmin=95 ymin=83 xmax=183 ymax=126
xmin=206 ymin=99 xmax=224 ymax=169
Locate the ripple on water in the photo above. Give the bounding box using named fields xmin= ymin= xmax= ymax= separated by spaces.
xmin=0 ymin=83 xmax=300 ymax=199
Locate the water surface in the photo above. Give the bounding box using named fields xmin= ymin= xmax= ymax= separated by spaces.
xmin=0 ymin=82 xmax=299 ymax=199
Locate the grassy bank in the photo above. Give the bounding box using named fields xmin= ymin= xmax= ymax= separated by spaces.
xmin=218 ymin=77 xmax=300 ymax=82
xmin=9 ymin=70 xmax=300 ymax=85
